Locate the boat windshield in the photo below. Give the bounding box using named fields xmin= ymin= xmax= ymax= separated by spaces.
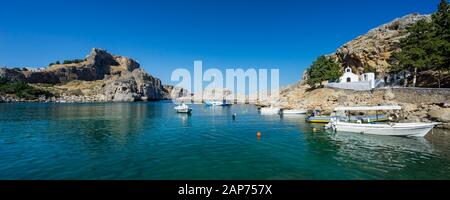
xmin=332 ymin=107 xmax=400 ymax=124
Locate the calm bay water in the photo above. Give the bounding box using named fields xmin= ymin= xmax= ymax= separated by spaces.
xmin=1 ymin=102 xmax=450 ymax=180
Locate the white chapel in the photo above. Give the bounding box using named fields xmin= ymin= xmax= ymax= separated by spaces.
xmin=327 ymin=67 xmax=377 ymax=91
xmin=339 ymin=67 xmax=360 ymax=83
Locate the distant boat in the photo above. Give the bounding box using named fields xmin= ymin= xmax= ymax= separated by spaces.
xmin=306 ymin=116 xmax=333 ymax=123
xmin=306 ymin=110 xmax=332 ymax=123
xmin=326 ymin=106 xmax=439 ymax=137
xmin=174 ymin=103 xmax=192 ymax=113
xmin=260 ymin=107 xmax=281 ymax=115
xmin=282 ymin=109 xmax=307 ymax=115
xmin=205 ymin=100 xmax=232 ymax=106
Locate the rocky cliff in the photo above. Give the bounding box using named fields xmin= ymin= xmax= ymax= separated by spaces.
xmin=1 ymin=48 xmax=168 ymax=102
xmin=331 ymin=14 xmax=431 ymax=77
xmin=0 ymin=68 xmax=26 ymax=82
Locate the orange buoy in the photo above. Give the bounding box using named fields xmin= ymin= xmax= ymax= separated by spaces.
xmin=257 ymin=132 xmax=262 ymax=138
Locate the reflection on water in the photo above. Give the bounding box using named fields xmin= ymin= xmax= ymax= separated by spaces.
xmin=176 ymin=113 xmax=192 ymax=127
xmin=331 ymin=132 xmax=435 ymax=179
xmin=47 ymin=103 xmax=151 ymax=147
xmin=1 ymin=102 xmax=450 ymax=180
xmin=303 ymin=126 xmax=450 ymax=179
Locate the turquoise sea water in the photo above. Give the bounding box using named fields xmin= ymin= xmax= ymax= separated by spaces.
xmin=1 ymin=102 xmax=450 ymax=180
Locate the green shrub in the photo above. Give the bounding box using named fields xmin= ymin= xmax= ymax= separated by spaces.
xmin=49 ymin=61 xmax=61 ymax=66
xmin=63 ymin=59 xmax=85 ymax=65
xmin=0 ymin=81 xmax=53 ymax=100
xmin=0 ymin=77 xmax=8 ymax=85
xmin=306 ymin=56 xmax=342 ymax=87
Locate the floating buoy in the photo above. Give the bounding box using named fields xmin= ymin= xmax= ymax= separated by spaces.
xmin=312 ymin=128 xmax=318 ymax=132
xmin=232 ymin=113 xmax=237 ymax=120
xmin=257 ymin=131 xmax=262 ymax=138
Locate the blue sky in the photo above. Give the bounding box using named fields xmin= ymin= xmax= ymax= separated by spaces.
xmin=0 ymin=0 xmax=440 ymax=86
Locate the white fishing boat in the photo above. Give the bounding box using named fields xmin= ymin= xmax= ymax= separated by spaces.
xmin=282 ymin=109 xmax=307 ymax=115
xmin=260 ymin=107 xmax=281 ymax=115
xmin=174 ymin=103 xmax=192 ymax=113
xmin=327 ymin=106 xmax=439 ymax=137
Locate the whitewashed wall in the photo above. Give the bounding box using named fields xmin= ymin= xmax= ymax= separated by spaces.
xmin=326 ymin=81 xmax=373 ymax=91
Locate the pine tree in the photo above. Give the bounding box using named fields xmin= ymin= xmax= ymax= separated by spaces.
xmin=389 ymin=0 xmax=450 ymax=88
xmin=431 ymin=0 xmax=450 ymax=87
xmin=306 ymin=56 xmax=342 ymax=88
xmin=404 ymin=20 xmax=434 ymax=87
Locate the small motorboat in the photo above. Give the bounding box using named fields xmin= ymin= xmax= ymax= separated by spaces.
xmin=205 ymin=101 xmax=223 ymax=106
xmin=205 ymin=100 xmax=232 ymax=106
xmin=260 ymin=107 xmax=281 ymax=115
xmin=306 ymin=116 xmax=333 ymax=123
xmin=174 ymin=103 xmax=192 ymax=113
xmin=329 ymin=121 xmax=439 ymax=137
xmin=306 ymin=110 xmax=331 ymax=123
xmin=282 ymin=109 xmax=307 ymax=115
xmin=327 ymin=106 xmax=439 ymax=137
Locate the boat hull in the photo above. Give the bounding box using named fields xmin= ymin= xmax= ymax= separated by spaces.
xmin=332 ymin=122 xmax=436 ymax=137
xmin=176 ymin=108 xmax=192 ymax=113
xmin=260 ymin=108 xmax=281 ymax=115
xmin=282 ymin=110 xmax=307 ymax=115
xmin=306 ymin=116 xmax=332 ymax=123
xmin=174 ymin=104 xmax=192 ymax=113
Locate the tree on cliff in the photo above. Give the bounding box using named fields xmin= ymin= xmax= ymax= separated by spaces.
xmin=390 ymin=20 xmax=434 ymax=87
xmin=390 ymin=0 xmax=450 ymax=88
xmin=49 ymin=61 xmax=60 ymax=66
xmin=431 ymin=0 xmax=450 ymax=88
xmin=306 ymin=56 xmax=342 ymax=88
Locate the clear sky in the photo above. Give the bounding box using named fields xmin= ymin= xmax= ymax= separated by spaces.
xmin=0 ymin=0 xmax=440 ymax=86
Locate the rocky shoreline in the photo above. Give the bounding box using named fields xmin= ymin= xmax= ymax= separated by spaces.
xmin=257 ymin=85 xmax=450 ymax=129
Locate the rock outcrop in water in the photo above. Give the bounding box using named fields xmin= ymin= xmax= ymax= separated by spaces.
xmin=162 ymin=85 xmax=190 ymax=100
xmin=0 ymin=48 xmax=169 ymax=102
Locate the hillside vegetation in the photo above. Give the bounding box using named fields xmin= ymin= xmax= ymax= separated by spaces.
xmin=305 ymin=0 xmax=449 ymax=88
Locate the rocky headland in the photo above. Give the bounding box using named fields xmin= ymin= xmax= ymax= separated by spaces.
xmin=1 ymin=48 xmax=176 ymax=102
xmin=331 ymin=14 xmax=431 ymax=76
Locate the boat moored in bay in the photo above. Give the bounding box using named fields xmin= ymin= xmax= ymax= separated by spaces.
xmin=174 ymin=103 xmax=192 ymax=113
xmin=260 ymin=106 xmax=281 ymax=115
xmin=205 ymin=100 xmax=233 ymax=106
xmin=326 ymin=106 xmax=439 ymax=137
xmin=282 ymin=109 xmax=308 ymax=115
